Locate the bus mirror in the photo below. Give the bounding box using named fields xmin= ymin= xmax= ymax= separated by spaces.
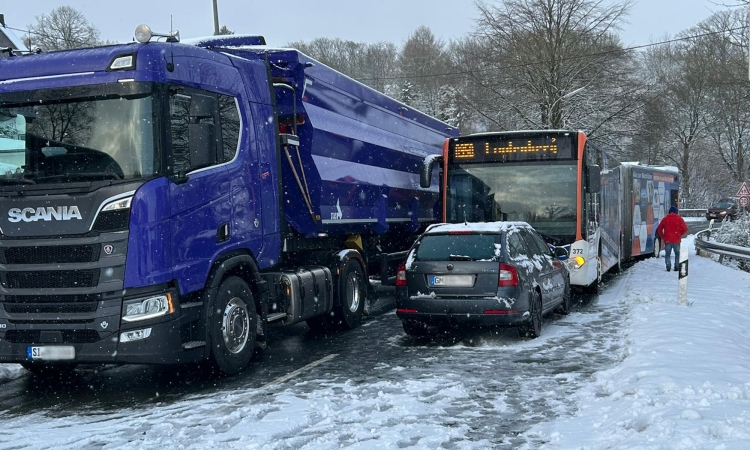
xmin=587 ymin=165 xmax=601 ymax=193
xmin=421 ymin=155 xmax=444 ymax=188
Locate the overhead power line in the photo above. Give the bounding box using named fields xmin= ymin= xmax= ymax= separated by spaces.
xmin=4 ymin=22 xmax=746 ymax=83
xmin=357 ymin=25 xmax=749 ymax=82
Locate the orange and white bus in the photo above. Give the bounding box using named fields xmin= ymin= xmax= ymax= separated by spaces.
xmin=421 ymin=130 xmax=680 ymax=288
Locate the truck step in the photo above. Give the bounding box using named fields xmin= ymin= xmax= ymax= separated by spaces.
xmin=182 ymin=341 xmax=206 ymax=350
xmin=266 ymin=313 xmax=287 ymax=323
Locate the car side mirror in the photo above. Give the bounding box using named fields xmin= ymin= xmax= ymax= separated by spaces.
xmin=554 ymin=247 xmax=569 ymax=258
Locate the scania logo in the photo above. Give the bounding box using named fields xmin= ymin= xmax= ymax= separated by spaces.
xmin=8 ymin=206 xmax=82 ymax=223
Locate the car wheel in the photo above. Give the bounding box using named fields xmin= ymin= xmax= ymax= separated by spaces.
xmin=519 ymin=291 xmax=543 ymax=338
xmin=555 ymin=278 xmax=571 ymax=315
xmin=208 ymin=276 xmax=257 ymax=375
xmin=402 ymin=320 xmax=429 ymax=337
xmin=652 ymin=236 xmax=661 ymax=258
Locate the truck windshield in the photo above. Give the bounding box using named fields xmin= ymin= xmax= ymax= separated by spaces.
xmin=446 ymin=163 xmax=578 ymax=245
xmin=0 ymin=82 xmax=158 ymax=185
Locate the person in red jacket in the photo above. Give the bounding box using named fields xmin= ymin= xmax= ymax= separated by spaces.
xmin=656 ymin=205 xmax=688 ymax=272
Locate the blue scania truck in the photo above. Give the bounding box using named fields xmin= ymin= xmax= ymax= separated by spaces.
xmin=0 ymin=28 xmax=457 ymax=374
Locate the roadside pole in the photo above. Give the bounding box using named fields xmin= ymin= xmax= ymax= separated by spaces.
xmin=678 ymin=239 xmax=688 ymax=305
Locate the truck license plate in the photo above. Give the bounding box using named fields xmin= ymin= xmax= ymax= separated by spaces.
xmin=27 ymin=346 xmax=75 ymax=361
xmin=429 ymin=275 xmax=473 ymax=287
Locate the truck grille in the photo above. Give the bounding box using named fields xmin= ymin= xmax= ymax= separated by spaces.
xmin=4 ymin=303 xmax=98 ymax=314
xmin=0 ymin=244 xmax=101 ymax=264
xmin=4 ymin=329 xmax=100 ymax=344
xmin=4 ymin=294 xmax=102 ymax=314
xmin=4 ymin=294 xmax=101 ymax=314
xmin=3 ymin=269 xmax=100 ymax=289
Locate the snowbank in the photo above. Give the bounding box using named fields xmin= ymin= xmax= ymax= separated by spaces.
xmin=523 ymin=236 xmax=750 ymax=449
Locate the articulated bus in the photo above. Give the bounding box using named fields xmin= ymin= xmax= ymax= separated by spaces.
xmin=421 ymin=130 xmax=680 ymax=288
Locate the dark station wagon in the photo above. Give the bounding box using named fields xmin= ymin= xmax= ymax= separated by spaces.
xmin=396 ymin=222 xmax=571 ymax=338
xmin=706 ymin=198 xmax=742 ymax=221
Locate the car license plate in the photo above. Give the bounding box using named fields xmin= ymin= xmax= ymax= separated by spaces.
xmin=27 ymin=346 xmax=75 ymax=361
xmin=429 ymin=275 xmax=474 ymax=287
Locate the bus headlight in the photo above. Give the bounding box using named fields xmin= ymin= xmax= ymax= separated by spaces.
xmin=567 ymin=256 xmax=586 ymax=271
xmin=122 ymin=293 xmax=174 ymax=322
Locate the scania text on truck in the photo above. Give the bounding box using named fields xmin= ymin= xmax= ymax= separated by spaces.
xmin=0 ymin=26 xmax=457 ymax=374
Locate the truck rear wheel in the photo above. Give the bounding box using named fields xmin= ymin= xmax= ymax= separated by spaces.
xmin=333 ymin=258 xmax=366 ymax=330
xmin=208 ymin=276 xmax=257 ymax=375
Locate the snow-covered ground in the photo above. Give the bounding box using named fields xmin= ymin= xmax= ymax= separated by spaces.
xmin=0 ymin=235 xmax=748 ymax=449
xmin=523 ymin=236 xmax=750 ymax=449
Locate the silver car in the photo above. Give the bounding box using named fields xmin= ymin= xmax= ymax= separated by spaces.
xmin=396 ymin=222 xmax=571 ymax=338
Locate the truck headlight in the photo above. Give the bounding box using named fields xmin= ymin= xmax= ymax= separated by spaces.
xmin=122 ymin=293 xmax=174 ymax=322
xmin=92 ymin=193 xmax=135 ymax=232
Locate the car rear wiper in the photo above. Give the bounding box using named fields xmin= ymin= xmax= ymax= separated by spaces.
xmin=448 ymin=254 xmax=472 ymax=261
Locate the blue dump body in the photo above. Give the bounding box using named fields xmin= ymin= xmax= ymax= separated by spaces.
xmin=214 ymin=43 xmax=455 ymax=238
xmin=0 ymin=36 xmax=456 ymax=372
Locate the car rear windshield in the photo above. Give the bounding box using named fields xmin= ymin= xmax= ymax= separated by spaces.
xmin=416 ymin=234 xmax=498 ymax=261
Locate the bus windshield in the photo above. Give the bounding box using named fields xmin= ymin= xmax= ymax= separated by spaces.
xmin=0 ymin=82 xmax=159 ymax=186
xmin=446 ymin=163 xmax=578 ymax=244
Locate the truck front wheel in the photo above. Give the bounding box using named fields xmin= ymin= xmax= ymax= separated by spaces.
xmin=208 ymin=276 xmax=257 ymax=375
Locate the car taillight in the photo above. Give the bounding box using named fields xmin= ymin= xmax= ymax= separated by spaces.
xmin=498 ymin=263 xmax=518 ymax=287
xmin=396 ymin=262 xmax=407 ymax=287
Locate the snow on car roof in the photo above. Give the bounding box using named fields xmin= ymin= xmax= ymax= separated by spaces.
xmin=424 ymin=221 xmax=530 ymax=234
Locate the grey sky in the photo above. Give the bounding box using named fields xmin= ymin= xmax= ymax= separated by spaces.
xmin=3 ymin=0 xmax=734 ymax=48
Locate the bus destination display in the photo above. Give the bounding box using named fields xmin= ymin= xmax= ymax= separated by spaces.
xmin=452 ymin=135 xmax=574 ymax=162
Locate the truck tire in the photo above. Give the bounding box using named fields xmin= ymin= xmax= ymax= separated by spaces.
xmin=208 ymin=276 xmax=257 ymax=375
xmin=333 ymin=258 xmax=366 ymax=330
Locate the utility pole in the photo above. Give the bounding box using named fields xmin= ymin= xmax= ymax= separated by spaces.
xmin=212 ymin=0 xmax=220 ymax=35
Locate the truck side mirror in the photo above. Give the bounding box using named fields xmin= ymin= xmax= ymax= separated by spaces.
xmin=587 ymin=165 xmax=601 ymax=194
xmin=421 ymin=155 xmax=444 ymax=189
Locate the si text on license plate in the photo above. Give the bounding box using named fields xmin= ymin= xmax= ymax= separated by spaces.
xmin=27 ymin=346 xmax=75 ymax=360
xmin=429 ymin=275 xmax=474 ymax=287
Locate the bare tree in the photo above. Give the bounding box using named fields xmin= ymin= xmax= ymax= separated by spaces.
xmin=699 ymin=9 xmax=750 ymax=182
xmin=216 ymin=25 xmax=234 ymax=36
xmin=464 ymin=0 xmax=643 ymax=147
xmin=288 ymin=38 xmax=399 ymax=94
xmin=397 ymin=26 xmax=453 ymax=117
xmin=23 ymin=6 xmax=100 ymax=51
xmin=643 ymin=31 xmax=716 ymax=207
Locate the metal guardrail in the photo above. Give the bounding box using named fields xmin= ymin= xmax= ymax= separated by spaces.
xmin=695 ymin=226 xmax=750 ymax=262
xmin=680 ymin=208 xmax=707 ymax=218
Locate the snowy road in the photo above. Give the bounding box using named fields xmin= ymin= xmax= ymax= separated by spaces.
xmin=0 ymin=272 xmax=632 ymax=449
